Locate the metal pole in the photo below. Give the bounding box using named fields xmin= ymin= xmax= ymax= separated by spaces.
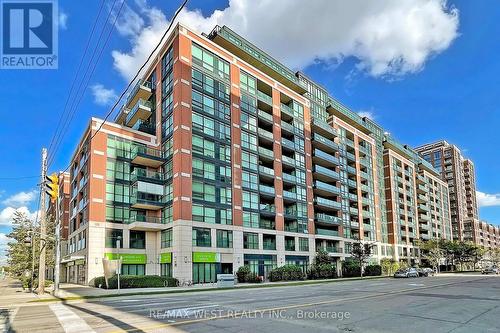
xmin=54 ymin=187 xmax=61 ymax=295
xmin=116 ymin=239 xmax=121 ymax=294
xmin=30 ymin=222 xmax=36 ymax=292
xmin=38 ymin=148 xmax=48 ymax=295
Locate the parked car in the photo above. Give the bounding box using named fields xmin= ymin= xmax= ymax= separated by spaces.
xmin=481 ymin=267 xmax=499 ymax=275
xmin=417 ymin=267 xmax=434 ymax=277
xmin=394 ymin=268 xmax=419 ymax=278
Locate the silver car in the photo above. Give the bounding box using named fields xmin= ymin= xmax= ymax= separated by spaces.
xmin=394 ymin=268 xmax=419 ymax=278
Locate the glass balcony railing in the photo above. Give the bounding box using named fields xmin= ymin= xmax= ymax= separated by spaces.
xmin=280 ymin=103 xmax=294 ymax=118
xmin=258 ymin=128 xmax=274 ymax=141
xmin=314 ymin=180 xmax=341 ymax=194
xmin=280 ymin=121 xmax=294 ymax=134
xmin=259 ymin=184 xmax=275 ymax=195
xmin=346 ymin=152 xmax=356 ymax=161
xmin=125 ymin=79 xmax=152 ymax=107
xmin=347 ymin=165 xmax=357 ymax=175
xmin=281 ymin=137 xmax=295 ymax=150
xmin=131 ymin=146 xmax=165 ymax=167
xmin=258 ymin=146 xmax=274 ymax=160
xmin=315 ymin=197 xmax=342 ymax=209
xmin=313 ymin=149 xmax=340 ymax=166
xmin=259 ymin=203 xmax=276 ymax=213
xmin=281 ymin=155 xmax=296 ymax=167
xmin=313 ymin=165 xmax=340 ymax=181
xmin=283 ymin=190 xmax=297 ymax=200
xmin=128 ymin=213 xmax=166 ymax=224
xmin=311 ymin=119 xmax=337 ymax=138
xmin=317 ymin=245 xmax=342 ymax=253
xmin=315 ymin=228 xmax=340 ymax=237
xmin=258 ymin=109 xmax=273 ymax=123
xmin=257 ymin=90 xmax=273 ymax=105
xmin=313 ymin=133 xmax=338 ymax=151
xmin=259 ymin=165 xmax=275 ymax=177
xmin=315 ymin=213 xmax=342 ymax=225
xmin=130 ymin=192 xmax=165 ymax=210
xmin=282 ymin=172 xmax=296 ymax=183
xmin=125 ymin=99 xmax=152 ymax=126
xmin=131 ymin=168 xmax=164 ymax=183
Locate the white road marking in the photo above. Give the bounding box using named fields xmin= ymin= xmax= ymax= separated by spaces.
xmin=368 ymin=282 xmax=387 ymax=286
xmin=408 ymin=283 xmax=425 ymax=287
xmin=49 ymin=303 xmax=96 ymax=333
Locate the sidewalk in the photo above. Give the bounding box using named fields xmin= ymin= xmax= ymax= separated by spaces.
xmin=35 ymin=275 xmax=389 ymax=302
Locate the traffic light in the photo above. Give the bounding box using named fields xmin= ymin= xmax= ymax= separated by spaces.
xmin=45 ymin=173 xmax=59 ymax=203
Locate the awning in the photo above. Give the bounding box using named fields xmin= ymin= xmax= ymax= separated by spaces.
xmin=61 ymin=255 xmax=85 ymax=264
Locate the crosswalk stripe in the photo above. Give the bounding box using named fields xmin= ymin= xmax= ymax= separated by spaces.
xmin=49 ymin=303 xmax=96 ymax=333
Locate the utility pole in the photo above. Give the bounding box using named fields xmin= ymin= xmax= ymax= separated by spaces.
xmin=38 ymin=148 xmax=47 ymax=295
xmin=54 ymin=187 xmax=61 ymax=295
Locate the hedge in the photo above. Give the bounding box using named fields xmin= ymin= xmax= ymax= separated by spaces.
xmin=269 ymin=265 xmax=305 ymax=282
xmin=93 ymin=275 xmax=178 ymax=289
xmin=364 ymin=265 xmax=382 ymax=276
xmin=307 ymin=264 xmax=337 ymax=280
xmin=343 ymin=261 xmax=361 ymax=277
xmin=236 ymin=265 xmax=263 ymax=283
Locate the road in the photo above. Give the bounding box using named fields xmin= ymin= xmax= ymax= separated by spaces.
xmin=4 ymin=274 xmax=500 ymax=333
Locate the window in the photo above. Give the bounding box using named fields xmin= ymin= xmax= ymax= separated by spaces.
xmin=241 ymin=132 xmax=257 ymax=151
xmin=193 ymin=227 xmax=211 ymax=247
xmin=192 ymin=158 xmax=215 ymax=180
xmin=130 ymin=231 xmax=145 ymax=249
xmin=192 ymin=205 xmax=216 ymax=223
xmin=243 ymin=211 xmax=259 ymax=228
xmin=216 ymin=230 xmax=233 ymax=248
xmin=160 ymin=263 xmax=172 ymax=277
xmin=242 ymin=191 xmax=259 ymax=210
xmin=105 ymin=229 xmax=123 ymax=248
xmin=241 ymin=151 xmax=258 ymax=170
xmin=241 ymin=171 xmax=258 ymax=190
xmin=243 ymin=232 xmax=259 ymax=249
xmin=263 ymin=234 xmax=276 ymax=250
xmin=192 ymin=181 xmax=216 ymax=202
xmin=122 ymin=264 xmax=145 ymax=276
xmin=285 ymin=236 xmax=296 ymax=251
xmin=192 ymin=135 xmax=215 ymax=158
xmin=240 ymin=93 xmax=257 ymax=114
xmin=192 ymin=43 xmax=230 ymax=81
xmin=161 ymin=229 xmax=172 ymax=248
xmin=241 ymin=112 xmax=257 ymax=132
xmin=240 ymin=71 xmax=256 ymax=95
xmin=299 ymin=238 xmax=309 ymax=251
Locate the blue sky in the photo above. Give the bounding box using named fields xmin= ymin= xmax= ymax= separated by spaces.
xmin=0 ymin=0 xmax=499 ymax=258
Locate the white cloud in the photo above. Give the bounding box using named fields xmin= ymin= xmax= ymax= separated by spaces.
xmin=91 ymin=84 xmax=117 ymax=106
xmin=59 ymin=11 xmax=68 ymax=30
xmin=111 ymin=0 xmax=459 ymax=81
xmin=0 ymin=206 xmax=38 ymax=227
xmin=357 ymin=110 xmax=375 ymax=120
xmin=0 ymin=233 xmax=9 ymax=266
xmin=2 ymin=190 xmax=37 ymax=208
xmin=477 ymin=191 xmax=500 ymax=208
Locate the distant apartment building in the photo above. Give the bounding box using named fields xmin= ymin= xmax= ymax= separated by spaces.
xmin=60 ymin=24 xmax=453 ymax=285
xmin=463 ymin=219 xmax=500 ymax=249
xmin=415 ymin=141 xmax=479 ymax=241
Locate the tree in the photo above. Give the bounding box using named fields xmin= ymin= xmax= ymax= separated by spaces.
xmin=467 ymin=244 xmax=485 ymax=271
xmin=417 ymin=239 xmax=443 ymax=273
xmin=349 ymin=238 xmax=375 ymax=277
xmin=380 ymin=258 xmax=399 ymax=276
xmin=487 ymin=248 xmax=500 ymax=267
xmin=6 ymin=211 xmax=56 ymax=289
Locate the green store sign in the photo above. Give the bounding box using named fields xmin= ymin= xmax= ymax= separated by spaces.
xmin=160 ymin=252 xmax=172 ymax=264
xmin=193 ymin=252 xmax=218 ymax=263
xmin=104 ymin=253 xmax=147 ymax=264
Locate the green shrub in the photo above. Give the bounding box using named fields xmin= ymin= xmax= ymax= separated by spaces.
xmin=236 ymin=265 xmax=251 ymax=283
xmin=308 ymin=264 xmax=337 ymax=280
xmin=245 ymin=272 xmax=263 ymax=283
xmin=342 ymin=261 xmax=361 ymax=277
xmin=269 ymin=265 xmax=305 ymax=282
xmin=93 ymin=275 xmax=178 ymax=289
xmin=364 ymin=265 xmax=382 ymax=276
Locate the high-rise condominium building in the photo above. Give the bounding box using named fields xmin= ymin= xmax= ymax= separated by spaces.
xmin=60 ymin=24 xmax=452 ymax=284
xmin=415 ymin=141 xmax=479 ymax=241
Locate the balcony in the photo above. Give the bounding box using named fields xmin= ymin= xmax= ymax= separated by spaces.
xmin=312 ymin=133 xmax=338 ymax=153
xmin=313 ymin=180 xmax=341 ymax=196
xmin=131 ymin=169 xmax=164 ymax=185
xmin=281 ymin=155 xmax=296 ymax=167
xmin=280 ymin=103 xmax=295 ymax=119
xmin=258 ymin=146 xmax=274 ymax=161
xmin=418 ymin=204 xmax=430 ymax=212
xmin=315 ymin=213 xmax=342 ymax=225
xmin=259 ymin=184 xmax=275 ymax=197
xmin=313 ymin=148 xmax=340 ymax=167
xmin=419 ymin=213 xmax=431 ymax=221
xmin=347 ymin=179 xmax=357 ymax=189
xmin=283 ymin=190 xmax=297 ymax=202
xmin=311 ymin=119 xmax=337 ymax=139
xmin=349 ymin=207 xmax=359 ymax=215
xmin=132 ymin=120 xmax=156 ymax=135
xmin=126 ymin=213 xmax=169 ymax=231
xmin=281 ymin=137 xmax=295 ymax=151
xmin=257 ymin=90 xmax=273 ymax=106
xmin=125 ymin=99 xmax=153 ymax=127
xmin=347 ymin=165 xmax=357 ymax=175
xmin=346 ymin=151 xmax=356 ymax=162
xmin=259 ymin=165 xmax=275 ymax=180
xmin=313 ymin=165 xmax=340 ymax=182
xmin=315 ymin=196 xmax=342 ymax=210
xmin=282 ymin=172 xmax=296 ymax=184
xmin=315 ymin=228 xmax=340 ymax=237
xmin=130 ymin=192 xmax=165 ymax=210
xmin=258 ymin=128 xmax=274 ymax=143
xmin=125 ymin=79 xmax=152 ymax=108
xmin=131 ymin=146 xmax=165 ymax=168
xmin=257 ymin=109 xmax=274 ymax=124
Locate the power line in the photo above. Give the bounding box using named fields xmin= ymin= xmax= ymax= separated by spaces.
xmin=0 ymin=175 xmax=40 ymax=180
xmin=51 ymin=0 xmax=189 ymax=175
xmin=47 ymin=0 xmax=107 ymax=155
xmin=47 ymin=0 xmax=123 ymax=167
